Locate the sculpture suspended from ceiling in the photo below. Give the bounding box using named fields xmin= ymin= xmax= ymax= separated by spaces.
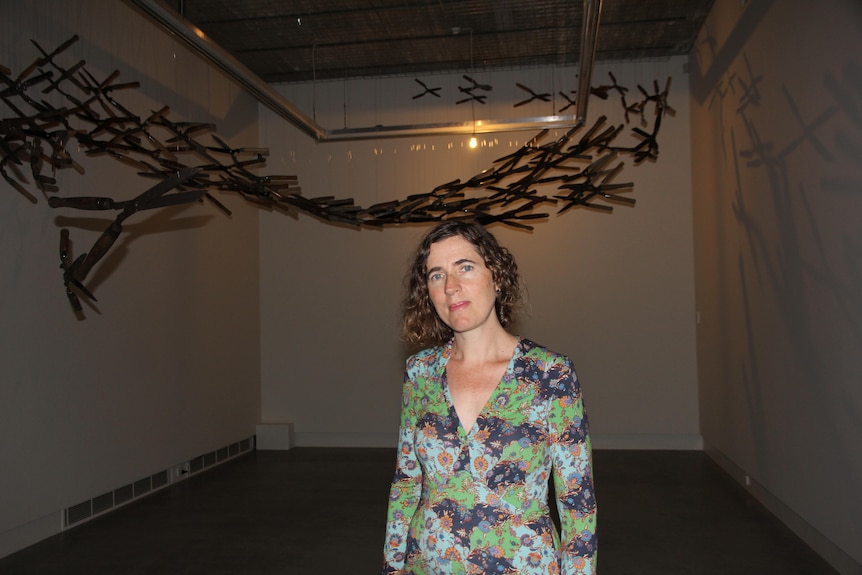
xmin=1 ymin=37 xmax=673 ymax=316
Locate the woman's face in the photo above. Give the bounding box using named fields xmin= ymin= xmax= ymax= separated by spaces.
xmin=425 ymin=235 xmax=499 ymax=335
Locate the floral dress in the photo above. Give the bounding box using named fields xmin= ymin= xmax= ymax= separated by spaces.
xmin=382 ymin=339 xmax=597 ymax=575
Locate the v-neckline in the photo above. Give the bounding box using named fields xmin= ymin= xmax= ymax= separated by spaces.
xmin=441 ymin=339 xmax=520 ymax=436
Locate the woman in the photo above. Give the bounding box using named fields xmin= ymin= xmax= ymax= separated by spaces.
xmin=382 ymin=220 xmax=597 ymax=575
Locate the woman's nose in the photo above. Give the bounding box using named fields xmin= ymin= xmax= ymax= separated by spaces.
xmin=444 ymin=275 xmax=459 ymax=294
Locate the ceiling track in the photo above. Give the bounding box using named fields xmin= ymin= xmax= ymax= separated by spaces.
xmin=577 ymin=0 xmax=603 ymax=124
xmin=125 ymin=0 xmax=602 ymax=142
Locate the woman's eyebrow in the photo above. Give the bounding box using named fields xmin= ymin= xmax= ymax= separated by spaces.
xmin=455 ymin=258 xmax=478 ymax=266
xmin=426 ymin=257 xmax=479 ymax=275
xmin=425 ymin=265 xmax=445 ymax=279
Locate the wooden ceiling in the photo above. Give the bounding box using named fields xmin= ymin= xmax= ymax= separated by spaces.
xmin=151 ymin=0 xmax=714 ymax=83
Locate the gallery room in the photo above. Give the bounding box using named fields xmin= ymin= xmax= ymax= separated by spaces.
xmin=1 ymin=0 xmax=859 ymax=573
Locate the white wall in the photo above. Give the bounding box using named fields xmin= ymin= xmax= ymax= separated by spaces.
xmin=8 ymin=1 xmax=857 ymax=570
xmin=689 ymin=0 xmax=862 ymax=571
xmin=0 ymin=1 xmax=261 ymax=557
xmin=259 ymin=57 xmax=700 ymax=450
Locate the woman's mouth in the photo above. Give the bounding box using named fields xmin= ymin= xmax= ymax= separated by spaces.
xmin=449 ymin=301 xmax=469 ymax=312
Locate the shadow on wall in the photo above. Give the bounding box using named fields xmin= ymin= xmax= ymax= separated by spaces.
xmin=695 ymin=3 xmax=862 ymax=476
xmin=53 ymin=208 xmax=215 ymax=303
xmin=688 ymin=0 xmax=775 ymax=106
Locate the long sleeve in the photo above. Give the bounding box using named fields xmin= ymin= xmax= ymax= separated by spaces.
xmin=381 ymin=368 xmax=424 ymax=574
xmin=548 ymin=359 xmax=598 ymax=575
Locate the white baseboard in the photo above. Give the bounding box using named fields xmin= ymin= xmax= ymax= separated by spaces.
xmin=705 ymin=443 xmax=862 ymax=575
xmin=293 ymin=431 xmax=398 ymax=448
xmin=0 ymin=436 xmax=254 ymax=561
xmin=290 ymin=432 xmax=703 ymax=451
xmin=255 ymin=423 xmax=295 ymax=450
xmin=591 ymin=433 xmax=703 ymax=450
xmin=0 ymin=512 xmax=61 ymax=560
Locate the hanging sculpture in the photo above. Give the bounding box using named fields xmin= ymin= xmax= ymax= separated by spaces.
xmin=412 ymin=79 xmax=442 ymax=100
xmin=456 ymin=75 xmax=493 ymax=105
xmin=514 ymin=83 xmax=552 ymax=107
xmin=1 ymin=37 xmax=673 ymax=316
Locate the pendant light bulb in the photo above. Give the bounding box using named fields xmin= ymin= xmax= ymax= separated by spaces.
xmin=469 ymin=135 xmax=478 ymax=149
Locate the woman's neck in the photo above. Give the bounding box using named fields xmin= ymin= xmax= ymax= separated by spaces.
xmin=451 ymin=327 xmax=518 ymax=365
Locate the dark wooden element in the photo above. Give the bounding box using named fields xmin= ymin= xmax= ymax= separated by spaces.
xmin=2 ymin=37 xmax=673 ymax=315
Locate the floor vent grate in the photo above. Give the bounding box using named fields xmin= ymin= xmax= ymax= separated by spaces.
xmin=151 ymin=469 xmax=169 ymax=490
xmin=189 ymin=455 xmax=204 ymax=474
xmin=66 ymin=501 xmax=92 ymax=526
xmin=114 ymin=484 xmax=134 ymax=506
xmin=92 ymin=492 xmax=114 ymax=515
xmin=133 ymin=477 xmax=151 ymax=498
xmin=62 ymin=435 xmax=256 ymax=529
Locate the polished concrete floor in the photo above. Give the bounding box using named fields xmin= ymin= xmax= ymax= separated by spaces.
xmin=0 ymin=448 xmax=838 ymax=574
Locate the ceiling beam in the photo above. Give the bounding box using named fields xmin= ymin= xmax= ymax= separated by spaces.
xmin=126 ymin=0 xmax=327 ymax=140
xmin=125 ymin=0 xmax=603 ymax=142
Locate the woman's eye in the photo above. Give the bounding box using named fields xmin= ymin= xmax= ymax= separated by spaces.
xmin=461 ymin=264 xmax=474 ymax=273
xmin=428 ymin=273 xmax=443 ymax=282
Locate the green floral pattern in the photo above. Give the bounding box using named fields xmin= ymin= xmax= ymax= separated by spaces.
xmin=383 ymin=339 xmax=597 ymax=574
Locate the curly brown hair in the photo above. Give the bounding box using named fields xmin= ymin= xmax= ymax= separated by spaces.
xmin=401 ymin=219 xmax=523 ymax=346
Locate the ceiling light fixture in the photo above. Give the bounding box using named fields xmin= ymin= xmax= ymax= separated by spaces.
xmin=469 ymin=28 xmax=478 ymax=150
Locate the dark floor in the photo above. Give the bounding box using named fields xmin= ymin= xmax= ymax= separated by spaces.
xmin=0 ymin=449 xmax=838 ymax=574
